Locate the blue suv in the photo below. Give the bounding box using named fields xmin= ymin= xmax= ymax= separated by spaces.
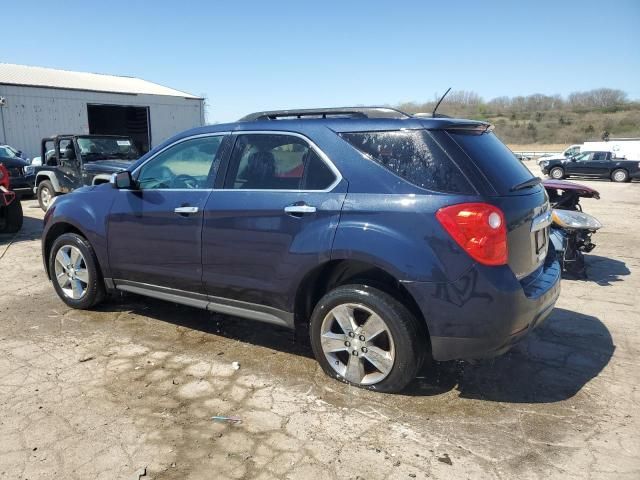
xmin=42 ymin=107 xmax=560 ymax=392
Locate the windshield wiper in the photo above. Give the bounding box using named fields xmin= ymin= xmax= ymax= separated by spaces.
xmin=510 ymin=176 xmax=541 ymax=192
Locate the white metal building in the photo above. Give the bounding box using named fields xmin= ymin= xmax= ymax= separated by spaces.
xmin=0 ymin=63 xmax=205 ymax=159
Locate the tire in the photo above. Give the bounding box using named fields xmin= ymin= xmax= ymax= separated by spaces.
xmin=309 ymin=284 xmax=426 ymax=393
xmin=550 ymin=167 xmax=564 ymax=179
xmin=37 ymin=180 xmax=57 ymax=212
xmin=48 ymin=233 xmax=105 ymax=309
xmin=611 ymin=169 xmax=628 ymax=183
xmin=0 ymin=199 xmax=23 ymax=233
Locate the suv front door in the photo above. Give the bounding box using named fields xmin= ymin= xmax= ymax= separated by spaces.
xmin=107 ymin=134 xmax=228 ymax=293
xmin=201 ymin=132 xmax=346 ymax=321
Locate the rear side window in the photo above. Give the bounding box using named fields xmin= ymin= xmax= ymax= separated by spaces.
xmin=340 ymin=130 xmax=472 ymax=193
xmin=448 ymin=131 xmax=534 ymax=195
xmin=225 ymin=134 xmax=337 ymax=190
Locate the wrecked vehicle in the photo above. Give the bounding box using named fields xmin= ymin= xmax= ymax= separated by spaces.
xmin=0 ymin=163 xmax=23 ymax=234
xmin=34 ymin=135 xmax=139 ymax=211
xmin=543 ymin=179 xmax=602 ymax=277
xmin=41 ymin=107 xmax=561 ymax=393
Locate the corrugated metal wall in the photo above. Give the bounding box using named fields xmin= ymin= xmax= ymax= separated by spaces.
xmin=0 ymin=84 xmax=204 ymax=159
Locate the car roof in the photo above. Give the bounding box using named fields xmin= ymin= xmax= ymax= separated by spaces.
xmin=179 ymin=116 xmax=491 ymax=137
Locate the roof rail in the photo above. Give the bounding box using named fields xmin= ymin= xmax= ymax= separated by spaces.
xmin=239 ymin=106 xmax=411 ymax=121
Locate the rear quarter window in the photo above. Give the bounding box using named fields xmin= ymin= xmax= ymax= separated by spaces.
xmin=448 ymin=131 xmax=534 ymax=195
xmin=340 ymin=130 xmax=473 ymax=194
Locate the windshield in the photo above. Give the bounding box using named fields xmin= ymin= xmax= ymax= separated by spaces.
xmin=77 ymin=137 xmax=139 ymax=161
xmin=0 ymin=146 xmax=19 ymax=158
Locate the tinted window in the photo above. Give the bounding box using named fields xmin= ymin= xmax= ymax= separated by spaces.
xmin=593 ymin=152 xmax=608 ymax=161
xmin=448 ymin=131 xmax=534 ymax=195
xmin=137 ymin=136 xmax=223 ymax=189
xmin=225 ymin=134 xmax=336 ymax=190
xmin=340 ymin=130 xmax=472 ymax=193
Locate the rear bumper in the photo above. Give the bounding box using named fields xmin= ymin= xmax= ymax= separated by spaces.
xmin=404 ymin=248 xmax=561 ymax=361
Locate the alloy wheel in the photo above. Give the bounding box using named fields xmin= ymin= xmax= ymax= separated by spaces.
xmin=614 ymin=171 xmax=626 ymax=182
xmin=40 ymin=187 xmax=51 ymax=208
xmin=54 ymin=245 xmax=89 ymax=299
xmin=320 ymin=303 xmax=395 ymax=386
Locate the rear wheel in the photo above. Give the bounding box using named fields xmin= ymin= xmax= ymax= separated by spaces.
xmin=611 ymin=169 xmax=628 ymax=183
xmin=550 ymin=167 xmax=564 ymax=179
xmin=310 ymin=284 xmax=425 ymax=393
xmin=49 ymin=233 xmax=105 ymax=309
xmin=0 ymin=199 xmax=23 ymax=233
xmin=37 ymin=180 xmax=57 ymax=212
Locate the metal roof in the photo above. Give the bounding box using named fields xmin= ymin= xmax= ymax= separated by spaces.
xmin=0 ymin=63 xmax=200 ymax=99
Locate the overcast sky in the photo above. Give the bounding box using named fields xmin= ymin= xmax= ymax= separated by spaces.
xmin=3 ymin=0 xmax=639 ymax=122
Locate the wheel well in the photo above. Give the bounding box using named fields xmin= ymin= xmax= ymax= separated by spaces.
xmin=294 ymin=260 xmax=430 ymax=342
xmin=36 ymin=176 xmax=50 ymax=186
xmin=43 ymin=223 xmax=84 ymax=278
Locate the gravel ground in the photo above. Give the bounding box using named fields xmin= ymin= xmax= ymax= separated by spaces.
xmin=1 ymin=167 xmax=639 ymax=479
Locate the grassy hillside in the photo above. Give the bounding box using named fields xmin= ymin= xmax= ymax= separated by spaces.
xmin=397 ymin=89 xmax=640 ymax=146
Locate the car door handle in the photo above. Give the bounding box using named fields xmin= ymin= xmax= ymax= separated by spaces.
xmin=284 ymin=204 xmax=317 ymax=215
xmin=174 ymin=206 xmax=199 ymax=215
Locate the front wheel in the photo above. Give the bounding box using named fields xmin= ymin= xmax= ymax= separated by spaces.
xmin=49 ymin=233 xmax=105 ymax=309
xmin=550 ymin=167 xmax=564 ymax=179
xmin=611 ymin=169 xmax=629 ymax=183
xmin=37 ymin=180 xmax=57 ymax=212
xmin=309 ymin=284 xmax=426 ymax=393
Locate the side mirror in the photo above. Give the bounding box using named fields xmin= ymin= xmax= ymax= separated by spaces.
xmin=111 ymin=171 xmax=135 ymax=189
xmin=16 ymin=150 xmax=23 ymax=157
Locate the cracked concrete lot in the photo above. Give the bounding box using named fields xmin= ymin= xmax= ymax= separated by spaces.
xmin=1 ymin=167 xmax=639 ymax=479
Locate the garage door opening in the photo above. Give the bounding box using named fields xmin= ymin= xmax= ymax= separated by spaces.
xmin=87 ymin=104 xmax=151 ymax=154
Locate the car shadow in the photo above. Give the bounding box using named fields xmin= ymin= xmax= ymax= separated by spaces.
xmin=101 ymin=295 xmax=613 ymax=403
xmin=405 ymin=308 xmax=614 ymax=403
xmin=585 ymin=254 xmax=631 ymax=286
xmin=99 ymin=294 xmax=316 ymax=359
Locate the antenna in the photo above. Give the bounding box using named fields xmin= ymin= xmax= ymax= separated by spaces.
xmin=432 ymin=87 xmax=451 ymax=117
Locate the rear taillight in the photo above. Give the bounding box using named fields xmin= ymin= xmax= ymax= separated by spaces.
xmin=436 ymin=202 xmax=508 ymax=266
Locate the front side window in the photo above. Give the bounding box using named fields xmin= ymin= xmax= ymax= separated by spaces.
xmin=137 ymin=136 xmax=224 ymax=190
xmin=342 ymin=130 xmax=472 ymax=193
xmin=225 ymin=134 xmax=336 ymax=190
xmin=574 ymin=152 xmax=592 ymax=162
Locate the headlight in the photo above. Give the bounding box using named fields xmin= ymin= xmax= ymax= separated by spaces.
xmin=24 ymin=165 xmax=35 ymax=175
xmin=540 ymin=161 xmax=549 ymax=167
xmin=551 ymin=209 xmax=602 ymax=230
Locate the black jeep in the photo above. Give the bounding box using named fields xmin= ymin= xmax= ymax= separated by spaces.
xmin=34 ymin=135 xmax=139 ymax=211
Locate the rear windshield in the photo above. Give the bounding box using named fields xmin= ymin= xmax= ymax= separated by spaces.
xmin=340 ymin=130 xmax=473 ymax=193
xmin=448 ymin=131 xmax=534 ymax=194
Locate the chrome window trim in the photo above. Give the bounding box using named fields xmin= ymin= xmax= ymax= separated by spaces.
xmin=127 ymin=129 xmax=343 ymax=194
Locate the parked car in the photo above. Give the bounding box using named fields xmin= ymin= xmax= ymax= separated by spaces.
xmin=543 ymin=180 xmax=602 ymax=277
xmin=538 ymin=144 xmax=582 ymax=162
xmin=540 ymin=150 xmax=640 ymax=182
xmin=0 ymin=153 xmax=35 ymax=197
xmin=34 ymin=135 xmax=139 ymax=211
xmin=0 ymin=163 xmax=23 ymax=234
xmin=41 ymin=107 xmax=560 ymax=393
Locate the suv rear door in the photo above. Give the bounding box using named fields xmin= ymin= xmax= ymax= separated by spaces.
xmin=201 ymin=132 xmax=345 ymax=319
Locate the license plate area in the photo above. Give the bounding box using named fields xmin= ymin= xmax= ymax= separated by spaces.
xmin=535 ymin=227 xmax=548 ymax=254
